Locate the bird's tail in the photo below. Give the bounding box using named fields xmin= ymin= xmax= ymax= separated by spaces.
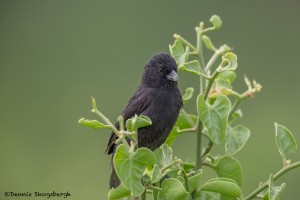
xmin=109 ymin=156 xmax=121 ymax=188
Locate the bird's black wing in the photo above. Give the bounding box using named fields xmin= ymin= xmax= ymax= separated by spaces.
xmin=105 ymin=86 xmax=150 ymax=154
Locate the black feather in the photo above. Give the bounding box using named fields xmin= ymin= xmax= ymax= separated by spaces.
xmin=106 ymin=52 xmax=183 ymax=188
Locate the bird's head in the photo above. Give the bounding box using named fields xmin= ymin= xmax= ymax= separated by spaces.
xmin=142 ymin=53 xmax=179 ymax=89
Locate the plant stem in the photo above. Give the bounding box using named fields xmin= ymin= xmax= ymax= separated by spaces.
xmin=178 ymin=127 xmax=197 ymax=133
xmin=178 ymin=109 xmax=197 ymax=133
xmin=173 ymin=34 xmax=197 ymax=51
xmin=200 ymin=76 xmax=204 ymax=95
xmin=195 ymin=22 xmax=206 ymax=171
xmin=161 ymin=159 xmax=182 ymax=173
xmin=205 ymin=49 xmax=222 ymax=71
xmin=243 ymin=161 xmax=300 ymax=200
xmin=147 ymin=185 xmax=162 ymax=191
xmin=196 ymin=72 xmax=219 ymax=166
xmin=201 ymin=140 xmax=213 ymax=158
xmin=202 ymin=27 xmax=215 ymax=34
xmin=118 ymin=115 xmax=125 ymax=132
xmin=140 ymin=190 xmax=146 ymax=200
xmin=195 ymin=121 xmax=203 ymax=170
xmin=228 ymin=95 xmax=246 ymax=122
xmin=91 ymin=98 xmax=131 ymax=150
xmin=181 ymin=109 xmax=196 ymax=127
xmin=196 ymin=69 xmax=219 ymax=169
xmin=204 ymin=71 xmax=219 ymax=100
xmin=229 ymin=98 xmax=241 ymax=117
xmin=201 ymin=161 xmax=215 ymax=169
xmin=196 ymin=22 xmax=205 ymax=68
xmin=182 ymin=170 xmax=193 ymax=200
xmin=91 ymin=97 xmax=119 ymax=134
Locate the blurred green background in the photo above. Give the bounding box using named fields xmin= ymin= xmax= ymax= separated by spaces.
xmin=1 ymin=0 xmax=300 ymax=199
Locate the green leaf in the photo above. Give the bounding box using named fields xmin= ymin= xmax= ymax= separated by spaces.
xmin=176 ymin=113 xmax=198 ymax=131
xmin=201 ymin=178 xmax=241 ymax=198
xmin=183 ymin=162 xmax=195 ymax=172
xmin=169 ymin=39 xmax=188 ymax=65
xmin=165 ymin=128 xmax=179 ymax=146
xmin=223 ymin=52 xmax=237 ymax=70
xmin=230 ymin=109 xmax=243 ymax=120
xmin=219 ymin=44 xmax=231 ymax=53
xmin=268 ymin=174 xmax=286 ymax=200
xmin=197 ymin=192 xmax=236 ymax=200
xmin=212 ymin=79 xmax=232 ymax=97
xmin=194 ymin=191 xmax=219 ymax=200
xmin=226 ymin=52 xmax=237 ymax=70
xmin=108 ymin=184 xmax=131 ymax=200
xmin=126 ymin=115 xmax=152 ymax=132
xmin=153 ymin=188 xmax=159 ymax=200
xmin=182 ymin=87 xmax=194 ymax=104
xmin=219 ymin=194 xmax=236 ymax=200
xmin=113 ymin=144 xmax=156 ymax=196
xmin=197 ymin=94 xmax=231 ymax=144
xmin=215 ymin=78 xmax=232 ymax=90
xmin=210 ymin=15 xmax=222 ymax=30
xmin=150 ymin=164 xmax=162 ymax=183
xmin=225 ymin=125 xmax=250 ymax=155
xmin=257 ymin=183 xmax=269 ymax=200
xmin=166 ymin=168 xmax=180 ymax=179
xmin=154 ymin=144 xmax=173 ymax=167
xmin=178 ymin=60 xmax=205 ymax=76
xmin=165 ymin=113 xmax=198 ymax=146
xmin=202 ymin=35 xmax=217 ymax=51
xmin=274 ymin=123 xmax=298 ymax=162
xmin=151 ymin=145 xmax=173 ymax=183
xmin=78 ymin=118 xmax=109 ymax=129
xmin=211 ymin=71 xmax=236 ymax=97
xmin=177 ymin=176 xmax=185 ymax=184
xmin=214 ymin=156 xmax=242 ymax=187
xmin=158 ymin=178 xmax=189 ymax=200
xmin=188 ymin=169 xmax=203 ymax=192
xmin=217 ymin=71 xmax=236 ymax=83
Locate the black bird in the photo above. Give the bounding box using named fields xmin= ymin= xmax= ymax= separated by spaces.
xmin=106 ymin=52 xmax=183 ymax=188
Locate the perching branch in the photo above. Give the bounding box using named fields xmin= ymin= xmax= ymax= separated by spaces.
xmin=243 ymin=161 xmax=300 ymax=200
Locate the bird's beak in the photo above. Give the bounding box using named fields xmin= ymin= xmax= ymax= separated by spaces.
xmin=166 ymin=69 xmax=178 ymax=82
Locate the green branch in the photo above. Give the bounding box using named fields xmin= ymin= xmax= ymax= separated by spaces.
xmin=201 ymin=140 xmax=213 ymax=158
xmin=196 ymin=22 xmax=205 ymax=68
xmin=202 ymin=27 xmax=215 ymax=34
xmin=205 ymin=49 xmax=222 ymax=71
xmin=147 ymin=185 xmax=162 ymax=191
xmin=228 ymin=97 xmax=243 ymax=122
xmin=243 ymin=161 xmax=300 ymax=200
xmin=203 ymin=71 xmax=219 ymax=100
xmin=173 ymin=34 xmax=197 ymax=51
xmin=178 ymin=127 xmax=197 ymax=133
xmin=181 ymin=109 xmax=196 ymax=127
xmin=140 ymin=190 xmax=146 ymax=200
xmin=195 ymin=21 xmax=206 ymax=171
xmin=181 ymin=170 xmax=193 ymax=200
xmin=195 ymin=121 xmax=203 ymax=170
xmin=161 ymin=159 xmax=182 ymax=173
xmin=91 ymin=97 xmax=130 ymax=149
xmin=91 ymin=97 xmax=118 ymax=134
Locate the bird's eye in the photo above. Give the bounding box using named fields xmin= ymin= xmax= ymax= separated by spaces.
xmin=159 ymin=68 xmax=163 ymax=73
